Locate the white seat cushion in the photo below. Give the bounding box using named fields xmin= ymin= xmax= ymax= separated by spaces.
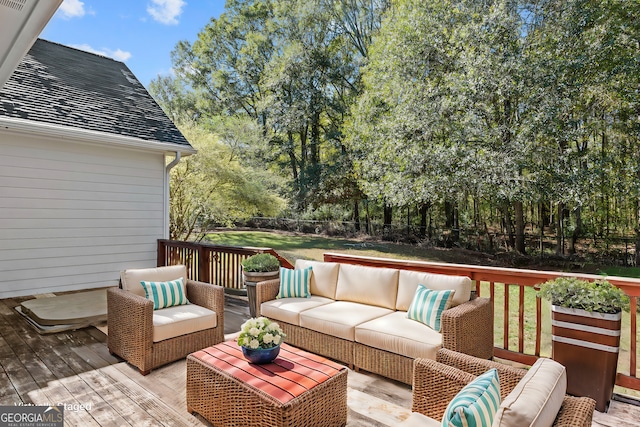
xmin=355 ymin=311 xmax=442 ymax=359
xmin=152 ymin=304 xmax=216 ymax=343
xmin=260 ymin=296 xmax=334 ymax=325
xmin=300 ymin=301 xmax=393 ymax=341
xmin=493 ymin=358 xmax=566 ymax=427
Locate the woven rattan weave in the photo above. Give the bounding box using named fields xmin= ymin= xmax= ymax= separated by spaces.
xmin=411 ymin=348 xmax=596 ymax=427
xmin=186 ymin=341 xmax=348 ymax=427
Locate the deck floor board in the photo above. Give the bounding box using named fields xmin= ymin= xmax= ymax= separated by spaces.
xmin=0 ymin=292 xmax=636 ymax=426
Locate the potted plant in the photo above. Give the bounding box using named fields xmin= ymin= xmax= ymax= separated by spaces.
xmin=538 ymin=277 xmax=629 ymax=412
xmin=237 ymin=316 xmax=286 ymax=364
xmin=241 ymin=253 xmax=281 ymax=317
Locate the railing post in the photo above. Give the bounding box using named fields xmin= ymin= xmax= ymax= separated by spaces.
xmin=198 ymin=245 xmax=211 ymax=284
xmin=157 ymin=239 xmax=166 ymax=267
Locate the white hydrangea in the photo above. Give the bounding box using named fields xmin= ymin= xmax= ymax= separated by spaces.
xmin=238 ymin=316 xmax=286 ymax=349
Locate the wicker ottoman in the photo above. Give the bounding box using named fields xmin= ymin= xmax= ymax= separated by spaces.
xmin=187 ymin=341 xmax=348 ymax=427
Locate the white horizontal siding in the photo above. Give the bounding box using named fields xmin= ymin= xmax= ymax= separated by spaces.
xmin=0 ymin=133 xmax=167 ymax=298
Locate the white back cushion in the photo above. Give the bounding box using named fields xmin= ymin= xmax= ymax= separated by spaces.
xmin=493 ymin=358 xmax=567 ymax=427
xmin=334 ymin=264 xmax=399 ymax=309
xmin=121 ymin=265 xmax=187 ymax=298
xmin=295 ymin=260 xmax=340 ymax=299
xmin=396 ymin=271 xmax=471 ymax=311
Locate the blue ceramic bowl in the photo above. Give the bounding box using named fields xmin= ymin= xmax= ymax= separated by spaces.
xmin=242 ymin=344 xmax=281 ymax=364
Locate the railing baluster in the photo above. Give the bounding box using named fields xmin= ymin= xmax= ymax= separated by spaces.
xmin=535 ymin=295 xmax=541 ymax=357
xmin=504 ymin=284 xmax=509 ymax=350
xmin=518 ymin=284 xmax=525 ymax=354
xmin=632 ymin=296 xmax=637 ymax=378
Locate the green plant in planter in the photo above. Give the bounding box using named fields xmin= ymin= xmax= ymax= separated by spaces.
xmin=538 ymin=277 xmax=629 ymax=314
xmin=242 ymin=253 xmax=280 ymax=272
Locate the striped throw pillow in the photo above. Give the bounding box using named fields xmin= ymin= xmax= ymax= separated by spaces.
xmin=442 ymin=368 xmax=501 ymax=427
xmin=277 ymin=267 xmax=312 ymax=298
xmin=140 ymin=277 xmax=189 ymax=310
xmin=406 ymin=285 xmax=455 ymax=332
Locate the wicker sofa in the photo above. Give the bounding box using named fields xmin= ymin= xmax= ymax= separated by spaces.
xmin=255 ymin=260 xmax=493 ymax=384
xmin=107 ymin=265 xmax=225 ymax=375
xmin=400 ymin=348 xmax=596 ymax=426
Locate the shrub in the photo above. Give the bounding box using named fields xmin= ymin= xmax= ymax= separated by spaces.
xmin=241 ymin=253 xmax=280 ymax=272
xmin=538 ymin=277 xmax=629 ymax=314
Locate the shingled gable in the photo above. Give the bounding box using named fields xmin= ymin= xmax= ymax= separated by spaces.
xmin=0 ymin=38 xmax=193 ymax=151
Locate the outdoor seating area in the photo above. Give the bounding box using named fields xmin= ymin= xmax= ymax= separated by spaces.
xmin=0 ymin=285 xmax=639 ymax=426
xmin=256 ymin=259 xmax=493 ymax=384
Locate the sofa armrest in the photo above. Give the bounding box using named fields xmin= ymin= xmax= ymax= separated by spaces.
xmin=255 ymin=278 xmax=280 ymax=316
xmin=553 ymin=395 xmax=596 ymax=427
xmin=436 ymin=348 xmax=526 ymax=399
xmin=440 ymin=297 xmax=494 ymax=359
xmin=411 ymin=358 xmax=475 ymax=420
xmin=107 ymin=287 xmax=154 ymax=363
xmin=186 ymin=279 xmax=225 ymax=326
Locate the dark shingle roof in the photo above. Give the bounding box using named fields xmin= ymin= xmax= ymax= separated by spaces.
xmin=0 ymin=39 xmax=191 ymax=148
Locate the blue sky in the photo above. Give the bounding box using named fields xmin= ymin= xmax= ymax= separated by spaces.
xmin=40 ymin=0 xmax=225 ymax=88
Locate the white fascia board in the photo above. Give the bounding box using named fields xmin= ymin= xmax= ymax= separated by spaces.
xmin=0 ymin=116 xmax=196 ymax=155
xmin=0 ymin=0 xmax=63 ymax=89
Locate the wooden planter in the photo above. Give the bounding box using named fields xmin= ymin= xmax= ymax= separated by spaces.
xmin=243 ymin=270 xmax=280 ymax=318
xmin=551 ymin=305 xmax=621 ymax=412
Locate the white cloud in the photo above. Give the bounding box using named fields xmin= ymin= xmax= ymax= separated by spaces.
xmin=147 ymin=0 xmax=186 ymax=25
xmin=58 ymin=0 xmax=86 ymax=19
xmin=70 ymin=44 xmax=132 ymax=62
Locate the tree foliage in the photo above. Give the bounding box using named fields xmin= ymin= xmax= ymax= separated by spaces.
xmin=155 ymin=0 xmax=640 ymax=255
xmin=168 ymin=124 xmax=285 ymax=241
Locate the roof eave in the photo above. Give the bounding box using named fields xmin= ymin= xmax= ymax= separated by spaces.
xmin=0 ymin=0 xmax=63 ymax=90
xmin=0 ymin=116 xmax=197 ymax=156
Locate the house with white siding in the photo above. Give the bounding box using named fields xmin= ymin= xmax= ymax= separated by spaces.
xmin=0 ymin=39 xmax=195 ymax=298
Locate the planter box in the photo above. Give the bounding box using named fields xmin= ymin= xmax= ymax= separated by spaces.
xmin=551 ymin=305 xmax=621 ymax=412
xmin=243 ymin=270 xmax=280 ymax=318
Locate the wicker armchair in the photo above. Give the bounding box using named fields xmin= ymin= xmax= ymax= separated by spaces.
xmin=107 ymin=265 xmax=224 ymax=375
xmin=403 ymin=348 xmax=595 ymax=427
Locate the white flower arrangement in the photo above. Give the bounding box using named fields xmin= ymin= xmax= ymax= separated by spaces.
xmin=237 ymin=317 xmax=286 ymax=350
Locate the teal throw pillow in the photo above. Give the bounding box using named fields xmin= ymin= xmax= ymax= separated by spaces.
xmin=140 ymin=277 xmax=189 ymax=310
xmin=407 ymin=285 xmax=455 ymax=332
xmin=442 ymin=368 xmax=501 ymax=427
xmin=277 ymin=266 xmax=312 ymax=298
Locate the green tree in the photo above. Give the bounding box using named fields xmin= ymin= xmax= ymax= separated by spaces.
xmin=170 ymin=124 xmax=285 ymax=241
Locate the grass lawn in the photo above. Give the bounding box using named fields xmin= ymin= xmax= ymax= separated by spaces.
xmin=204 ymin=229 xmax=494 ymax=266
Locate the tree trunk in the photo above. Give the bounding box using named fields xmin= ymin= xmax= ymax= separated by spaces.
xmin=539 ymin=202 xmax=544 ymax=257
xmin=444 ymin=201 xmax=454 ymax=228
xmin=354 ymin=199 xmax=360 ymax=232
xmin=365 ymin=199 xmax=370 ymax=235
xmin=452 ymin=203 xmax=459 ymax=243
xmin=419 ymin=202 xmax=430 ymax=238
xmin=383 ymin=204 xmax=393 ymax=239
xmin=636 ymin=172 xmax=640 ymax=266
xmin=570 ymin=205 xmax=582 ymax=254
xmin=310 ymin=111 xmax=320 ymax=165
xmin=556 ymin=202 xmax=564 ymax=255
xmin=503 ymin=203 xmax=515 ymax=249
xmin=515 ymin=201 xmax=526 ymax=254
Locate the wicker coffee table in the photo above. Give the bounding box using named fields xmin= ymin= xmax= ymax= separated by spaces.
xmin=187 ymin=340 xmax=348 ymax=427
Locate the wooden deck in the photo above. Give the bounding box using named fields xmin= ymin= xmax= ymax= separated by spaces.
xmin=0 ymin=293 xmax=638 ymax=426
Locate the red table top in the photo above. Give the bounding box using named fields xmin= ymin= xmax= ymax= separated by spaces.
xmin=191 ymin=341 xmax=346 ymax=405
